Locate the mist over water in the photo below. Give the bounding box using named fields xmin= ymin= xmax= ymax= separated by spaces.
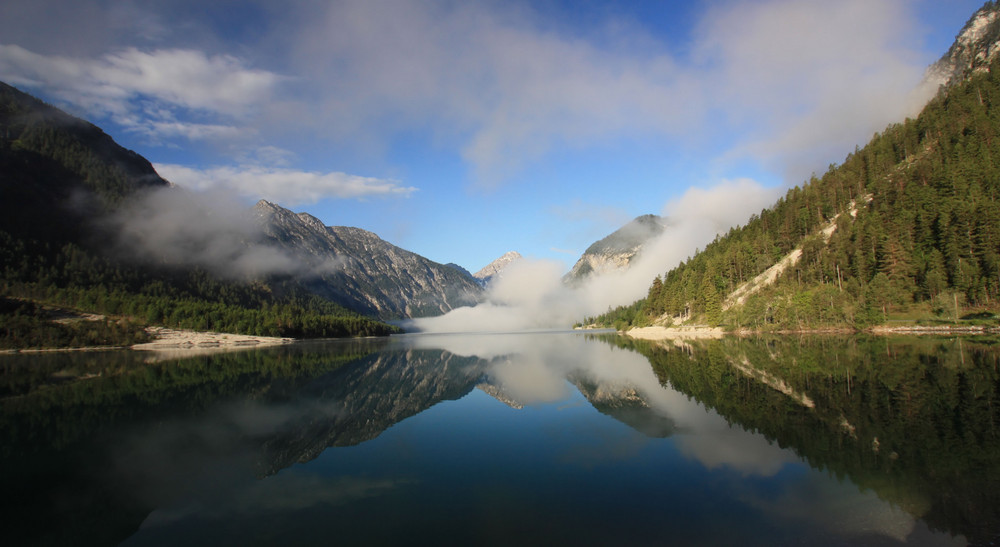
xmin=411 ymin=179 xmax=781 ymax=332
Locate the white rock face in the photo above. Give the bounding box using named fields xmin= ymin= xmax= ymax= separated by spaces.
xmin=473 ymin=251 xmax=523 ymax=286
xmin=924 ymin=5 xmax=1000 ymax=90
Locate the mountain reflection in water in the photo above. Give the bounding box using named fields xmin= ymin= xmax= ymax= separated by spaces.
xmin=1 ymin=333 xmax=996 ymax=545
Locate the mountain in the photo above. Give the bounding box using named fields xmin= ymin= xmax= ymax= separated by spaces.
xmin=0 ymin=81 xmax=442 ymax=341
xmin=592 ymin=3 xmax=1000 ymax=331
xmin=564 ymin=214 xmax=666 ymax=285
xmin=254 ymin=200 xmax=483 ymax=319
xmin=444 ymin=262 xmax=477 ymax=280
xmin=473 ymin=251 xmax=522 ymax=286
xmin=925 ymin=2 xmax=1000 ymax=90
xmin=0 ymin=81 xmax=169 ymax=244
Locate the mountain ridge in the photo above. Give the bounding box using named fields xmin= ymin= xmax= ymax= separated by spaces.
xmin=473 ymin=251 xmax=522 ymax=286
xmin=0 ymin=81 xmax=476 ymax=342
xmin=925 ymin=2 xmax=1000 ymax=90
xmin=591 ymin=2 xmax=1000 ymax=332
xmin=564 ymin=214 xmax=666 ymax=285
xmin=254 ymin=199 xmax=484 ymax=319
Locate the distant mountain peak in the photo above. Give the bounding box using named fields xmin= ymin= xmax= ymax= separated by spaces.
xmin=564 ymin=214 xmax=667 ymax=284
xmin=473 ymin=251 xmax=522 ymax=286
xmin=253 ymin=199 xmax=281 ymax=212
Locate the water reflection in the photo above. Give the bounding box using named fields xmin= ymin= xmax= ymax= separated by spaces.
xmin=1 ymin=333 xmax=997 ymax=545
xmin=416 ymin=332 xmax=803 ymax=477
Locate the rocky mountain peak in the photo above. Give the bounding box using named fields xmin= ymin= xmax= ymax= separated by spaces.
xmin=924 ymin=2 xmax=1000 ymax=90
xmin=254 ymin=200 xmax=483 ymax=318
xmin=473 ymin=251 xmax=522 ymax=286
xmin=564 ymin=214 xmax=667 ymax=284
xmin=253 ymin=199 xmax=285 ymax=218
xmin=295 ymin=211 xmax=328 ymax=232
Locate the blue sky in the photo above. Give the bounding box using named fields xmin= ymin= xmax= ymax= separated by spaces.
xmin=0 ymin=0 xmax=986 ymax=273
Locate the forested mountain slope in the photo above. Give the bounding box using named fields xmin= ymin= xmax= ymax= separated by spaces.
xmin=591 ymin=48 xmax=1000 ymax=331
xmin=0 ymin=82 xmax=397 ymax=343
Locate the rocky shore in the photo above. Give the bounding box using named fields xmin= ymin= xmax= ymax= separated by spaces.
xmin=622 ymin=323 xmax=1000 ymax=341
xmin=623 ymin=326 xmax=726 ymax=340
xmin=131 ymin=327 xmax=294 ymax=360
xmin=871 ymin=324 xmax=1000 ymax=335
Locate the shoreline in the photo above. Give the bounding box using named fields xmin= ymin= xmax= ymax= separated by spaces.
xmin=623 ymin=326 xmax=726 ymax=340
xmin=130 ymin=327 xmax=295 ymax=360
xmin=870 ymin=324 xmax=1000 ymax=335
xmin=6 ymin=323 xmax=998 ymax=354
xmin=2 ymin=327 xmax=295 ymax=356
xmin=623 ymin=324 xmax=1000 ymax=341
xmin=131 ymin=327 xmax=294 ymax=351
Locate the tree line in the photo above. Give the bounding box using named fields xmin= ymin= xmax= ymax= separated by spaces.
xmin=0 ymin=81 xmax=400 ymax=346
xmin=592 ymin=55 xmax=1000 ymax=330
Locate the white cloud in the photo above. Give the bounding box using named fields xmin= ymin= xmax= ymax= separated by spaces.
xmin=110 ymin=186 xmax=303 ymax=279
xmin=0 ymin=1 xmax=945 ymax=187
xmin=694 ymin=0 xmax=933 ymax=181
xmin=280 ymin=0 xmax=937 ymax=185
xmin=0 ymin=43 xmax=281 ymax=140
xmin=143 ymin=120 xmax=247 ymax=141
xmin=155 ymin=164 xmax=417 ymax=205
xmin=287 ymin=1 xmax=700 ymax=185
xmin=97 ymin=48 xmax=279 ymax=113
xmin=412 ymin=178 xmax=780 ymax=333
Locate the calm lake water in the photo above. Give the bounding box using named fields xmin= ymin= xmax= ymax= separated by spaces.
xmin=2 ymin=332 xmax=998 ymax=546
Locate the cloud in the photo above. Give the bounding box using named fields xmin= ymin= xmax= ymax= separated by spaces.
xmin=155 ymin=164 xmax=417 ymax=205
xmin=141 ymin=120 xmax=248 ymax=141
xmin=108 ymin=186 xmax=307 ymax=279
xmin=694 ymin=0 xmax=934 ymax=181
xmin=412 ymin=178 xmax=780 ymax=333
xmin=0 ymin=0 xmax=945 ymax=187
xmin=286 ymin=0 xmax=700 ymax=185
xmin=96 ymin=47 xmax=281 ymax=113
xmin=573 ymin=178 xmax=782 ymax=310
xmin=278 ymin=0 xmax=939 ymax=185
xmin=0 ymin=43 xmax=281 ymax=140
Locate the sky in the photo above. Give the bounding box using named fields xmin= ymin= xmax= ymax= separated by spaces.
xmin=0 ymin=0 xmax=987 ymax=275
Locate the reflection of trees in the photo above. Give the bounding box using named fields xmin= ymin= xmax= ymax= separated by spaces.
xmin=6 ymin=334 xmax=999 ymax=544
xmin=611 ymin=335 xmax=1000 ymax=544
xmin=0 ymin=340 xmax=495 ymax=546
xmin=0 ymin=341 xmax=382 ymax=453
xmin=0 ymin=341 xmax=382 ymax=547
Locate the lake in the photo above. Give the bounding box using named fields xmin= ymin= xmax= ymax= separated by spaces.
xmin=2 ymin=332 xmax=998 ymax=546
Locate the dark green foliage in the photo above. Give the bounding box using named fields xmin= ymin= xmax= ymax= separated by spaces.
xmin=599 ymin=55 xmax=1000 ymax=329
xmin=0 ymin=297 xmax=150 ymax=349
xmin=616 ymin=335 xmax=1000 ymax=544
xmin=0 ymin=239 xmax=400 ymax=341
xmin=0 ymin=82 xmax=400 ymax=343
xmin=579 ymin=299 xmax=649 ymax=330
xmin=0 ymin=81 xmax=167 ymax=218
